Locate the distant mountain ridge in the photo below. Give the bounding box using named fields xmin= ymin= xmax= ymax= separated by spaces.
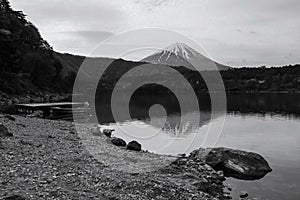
xmin=142 ymin=42 xmax=229 ymax=71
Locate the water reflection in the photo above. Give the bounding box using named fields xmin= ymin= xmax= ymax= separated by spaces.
xmin=94 ymin=92 xmax=300 ymax=135
xmin=227 ymin=93 xmax=300 ymax=118
xmin=91 ymin=92 xmax=300 ymax=199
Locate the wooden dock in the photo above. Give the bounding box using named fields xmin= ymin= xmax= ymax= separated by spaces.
xmin=16 ymin=102 xmax=89 ymax=118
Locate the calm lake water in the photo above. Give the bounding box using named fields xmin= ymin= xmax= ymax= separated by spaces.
xmin=93 ymin=93 xmax=300 ymax=200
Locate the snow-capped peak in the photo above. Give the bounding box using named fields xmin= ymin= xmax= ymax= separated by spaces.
xmin=163 ymin=42 xmax=200 ymax=59
xmin=141 ymin=42 xmax=230 ymax=71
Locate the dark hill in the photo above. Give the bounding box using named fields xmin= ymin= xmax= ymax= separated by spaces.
xmin=0 ymin=0 xmax=70 ymax=97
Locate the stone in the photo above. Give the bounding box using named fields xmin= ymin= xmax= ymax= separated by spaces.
xmin=111 ymin=137 xmax=126 ymax=147
xmin=217 ymin=170 xmax=224 ymax=177
xmin=240 ymin=191 xmax=248 ymax=198
xmin=189 ymin=147 xmax=272 ymax=180
xmin=127 ymin=141 xmax=142 ymax=151
xmin=17 ymin=123 xmax=26 ymax=127
xmin=48 ymin=135 xmax=55 ymax=139
xmin=223 ymin=193 xmax=231 ymax=199
xmin=20 ymin=139 xmax=33 ymax=146
xmin=172 ymin=158 xmax=188 ymax=166
xmin=5 ymin=115 xmax=16 ymax=121
xmin=3 ymin=195 xmax=26 ymax=200
xmin=102 ymin=129 xmax=114 ymax=137
xmin=0 ymin=124 xmax=13 ymax=137
xmin=92 ymin=128 xmax=102 ymax=136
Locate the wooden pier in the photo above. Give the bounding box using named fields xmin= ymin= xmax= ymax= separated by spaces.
xmin=16 ymin=102 xmax=88 ymax=118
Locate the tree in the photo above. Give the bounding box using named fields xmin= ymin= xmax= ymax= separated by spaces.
xmin=53 ymin=60 xmax=63 ymax=79
xmin=64 ymin=71 xmax=77 ymax=88
xmin=0 ymin=0 xmax=12 ymax=11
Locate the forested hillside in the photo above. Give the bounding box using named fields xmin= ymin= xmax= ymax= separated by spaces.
xmin=0 ymin=0 xmax=71 ymax=96
xmin=88 ymin=58 xmax=300 ymax=93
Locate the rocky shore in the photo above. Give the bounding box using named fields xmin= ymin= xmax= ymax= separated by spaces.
xmin=0 ymin=114 xmax=230 ymax=200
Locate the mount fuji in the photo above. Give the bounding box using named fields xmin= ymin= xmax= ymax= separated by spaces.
xmin=141 ymin=42 xmax=229 ymax=71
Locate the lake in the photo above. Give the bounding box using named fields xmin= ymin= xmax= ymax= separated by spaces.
xmin=92 ymin=93 xmax=300 ymax=200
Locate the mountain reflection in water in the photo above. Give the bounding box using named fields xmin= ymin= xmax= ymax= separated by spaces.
xmin=93 ymin=92 xmax=300 ymax=135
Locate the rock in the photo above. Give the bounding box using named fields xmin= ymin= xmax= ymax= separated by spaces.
xmin=172 ymin=157 xmax=188 ymax=166
xmin=223 ymin=193 xmax=231 ymax=199
xmin=213 ymin=171 xmax=226 ymax=181
xmin=217 ymin=170 xmax=224 ymax=177
xmin=102 ymin=129 xmax=115 ymax=137
xmin=189 ymin=147 xmax=272 ymax=180
xmin=0 ymin=140 xmax=3 ymax=149
xmin=20 ymin=139 xmax=33 ymax=146
xmin=3 ymin=195 xmax=26 ymax=200
xmin=111 ymin=137 xmax=126 ymax=147
xmin=48 ymin=135 xmax=55 ymax=139
xmin=5 ymin=115 xmax=16 ymax=121
xmin=17 ymin=123 xmax=26 ymax=127
xmin=240 ymin=191 xmax=248 ymax=198
xmin=92 ymin=128 xmax=102 ymax=136
xmin=0 ymin=124 xmax=13 ymax=137
xmin=127 ymin=141 xmax=142 ymax=151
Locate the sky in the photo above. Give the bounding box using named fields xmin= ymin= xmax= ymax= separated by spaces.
xmin=10 ymin=0 xmax=300 ymax=67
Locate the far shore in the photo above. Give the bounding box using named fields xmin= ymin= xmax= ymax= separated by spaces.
xmin=2 ymin=90 xmax=300 ymax=113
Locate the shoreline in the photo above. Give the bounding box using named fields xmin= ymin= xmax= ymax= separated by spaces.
xmin=0 ymin=92 xmax=70 ymax=112
xmin=0 ymin=114 xmax=227 ymax=200
xmin=1 ymin=90 xmax=299 ymax=113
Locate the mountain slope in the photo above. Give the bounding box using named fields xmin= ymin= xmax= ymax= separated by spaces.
xmin=0 ymin=0 xmax=70 ymax=95
xmin=142 ymin=42 xmax=229 ymax=71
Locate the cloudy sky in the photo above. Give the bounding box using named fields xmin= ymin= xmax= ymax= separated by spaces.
xmin=10 ymin=0 xmax=300 ymax=67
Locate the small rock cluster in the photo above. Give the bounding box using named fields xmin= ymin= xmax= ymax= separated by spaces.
xmin=99 ymin=127 xmax=142 ymax=151
xmin=166 ymin=155 xmax=228 ymax=199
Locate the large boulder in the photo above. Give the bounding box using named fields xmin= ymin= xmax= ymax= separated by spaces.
xmin=0 ymin=124 xmax=13 ymax=137
xmin=127 ymin=141 xmax=142 ymax=151
xmin=189 ymin=147 xmax=272 ymax=180
xmin=111 ymin=137 xmax=126 ymax=147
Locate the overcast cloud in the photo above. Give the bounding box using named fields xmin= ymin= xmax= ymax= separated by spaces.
xmin=10 ymin=0 xmax=300 ymax=67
